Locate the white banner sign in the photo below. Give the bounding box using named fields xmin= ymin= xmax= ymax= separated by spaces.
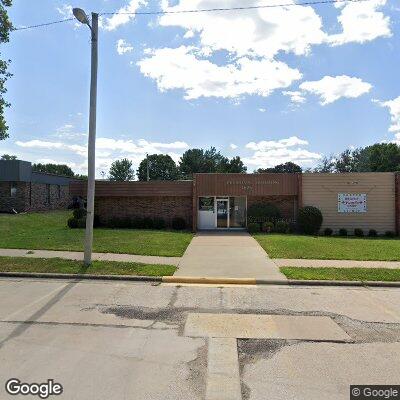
xmin=338 ymin=193 xmax=367 ymax=213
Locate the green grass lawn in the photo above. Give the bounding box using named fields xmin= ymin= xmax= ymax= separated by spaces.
xmin=254 ymin=234 xmax=400 ymax=261
xmin=280 ymin=267 xmax=400 ymax=282
xmin=0 ymin=211 xmax=193 ymax=257
xmin=0 ymin=256 xmax=176 ymax=276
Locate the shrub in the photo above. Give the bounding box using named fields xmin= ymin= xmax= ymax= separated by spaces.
xmin=107 ymin=217 xmax=131 ymax=229
xmin=247 ymin=203 xmax=281 ymax=223
xmin=368 ymin=229 xmax=378 ymax=237
xmin=385 ymin=231 xmax=395 ymax=238
xmin=67 ymin=217 xmax=78 ymax=229
xmin=338 ymin=228 xmax=348 ymax=236
xmin=354 ymin=228 xmax=364 ymax=237
xmin=262 ymin=221 xmax=274 ymax=233
xmin=297 ymin=206 xmax=323 ymax=235
xmin=142 ymin=217 xmax=154 ymax=229
xmin=324 ymin=228 xmax=333 ymax=236
xmin=153 ymin=217 xmax=166 ymax=230
xmin=247 ymin=222 xmax=261 ymax=233
xmin=76 ymin=218 xmax=86 ymax=229
xmin=288 ymin=222 xmax=297 ymax=234
xmin=131 ymin=217 xmax=144 ymax=229
xmin=172 ymin=217 xmax=187 ymax=230
xmin=73 ymin=208 xmax=86 ymax=219
xmin=275 ymin=221 xmax=289 ymax=234
xmin=93 ymin=214 xmax=101 ymax=228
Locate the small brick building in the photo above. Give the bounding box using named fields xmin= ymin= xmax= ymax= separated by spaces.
xmin=0 ymin=160 xmax=76 ymax=213
xmin=70 ymin=172 xmax=400 ymax=234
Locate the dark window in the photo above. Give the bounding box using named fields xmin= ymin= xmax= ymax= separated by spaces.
xmin=46 ymin=184 xmax=51 ymax=205
xmin=199 ymin=197 xmax=214 ymax=211
xmin=10 ymin=182 xmax=17 ymax=197
xmin=57 ymin=185 xmax=61 ymax=199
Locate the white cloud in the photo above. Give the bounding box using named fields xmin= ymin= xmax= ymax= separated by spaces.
xmin=138 ymin=46 xmax=301 ymax=99
xmin=299 ymin=75 xmax=372 ymax=105
xmin=230 ymin=143 xmax=238 ymax=150
xmin=56 ymin=4 xmax=73 ymax=18
xmin=258 ymin=108 xmax=267 ymax=113
xmin=282 ymin=90 xmax=306 ymax=104
xmin=377 ymin=96 xmax=400 ymax=144
xmin=15 ymin=140 xmax=87 ymax=157
xmin=116 ymin=39 xmax=134 ymax=55
xmin=243 ymin=136 xmax=321 ymax=168
xmin=101 ymin=0 xmax=147 ymax=31
xmin=246 ymin=136 xmax=309 ymax=151
xmin=159 ymin=0 xmax=326 ymax=59
xmin=328 ymin=0 xmax=391 ymax=46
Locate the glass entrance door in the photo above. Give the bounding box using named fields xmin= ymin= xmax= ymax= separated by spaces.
xmin=216 ymin=200 xmax=228 ymax=228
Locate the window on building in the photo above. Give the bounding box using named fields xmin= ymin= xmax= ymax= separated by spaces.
xmin=10 ymin=182 xmax=17 ymax=197
xmin=57 ymin=185 xmax=61 ymax=199
xmin=46 ymin=184 xmax=51 ymax=205
xmin=199 ymin=197 xmax=214 ymax=211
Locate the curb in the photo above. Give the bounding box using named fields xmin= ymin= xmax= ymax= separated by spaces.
xmin=0 ymin=272 xmax=399 ymax=288
xmin=0 ymin=271 xmax=162 ymax=282
xmin=163 ymin=276 xmax=400 ymax=287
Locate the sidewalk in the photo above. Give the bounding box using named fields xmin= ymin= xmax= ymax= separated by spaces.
xmin=174 ymin=231 xmax=287 ymax=280
xmin=0 ymin=248 xmax=180 ymax=266
xmin=274 ymin=259 xmax=400 ymax=269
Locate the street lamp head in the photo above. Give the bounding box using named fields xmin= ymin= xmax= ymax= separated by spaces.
xmin=73 ymin=8 xmax=90 ymax=25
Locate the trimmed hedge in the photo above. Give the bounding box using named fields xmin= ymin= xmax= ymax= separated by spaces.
xmin=172 ymin=217 xmax=187 ymax=230
xmin=297 ymin=206 xmax=323 ymax=235
xmin=247 ymin=222 xmax=260 ymax=233
xmin=339 ymin=228 xmax=348 ymax=236
xmin=354 ymin=228 xmax=364 ymax=237
xmin=324 ymin=228 xmax=333 ymax=236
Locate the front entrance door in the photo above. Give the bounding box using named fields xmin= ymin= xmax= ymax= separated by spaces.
xmin=216 ymin=199 xmax=229 ymax=228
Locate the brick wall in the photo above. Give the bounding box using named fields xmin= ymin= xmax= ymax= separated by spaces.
xmin=94 ymin=196 xmax=193 ymax=227
xmin=28 ymin=183 xmax=71 ymax=211
xmin=247 ymin=195 xmax=298 ymax=221
xmin=0 ymin=182 xmax=28 ymax=212
xmin=0 ymin=182 xmax=71 ymax=213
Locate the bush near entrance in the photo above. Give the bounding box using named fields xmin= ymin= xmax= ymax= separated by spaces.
xmin=297 ymin=206 xmax=323 ymax=235
xmin=247 ymin=202 xmax=281 ymax=231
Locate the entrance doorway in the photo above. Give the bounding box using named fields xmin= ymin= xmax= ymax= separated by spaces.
xmin=216 ymin=199 xmax=228 ymax=228
xmin=198 ymin=196 xmax=246 ymax=230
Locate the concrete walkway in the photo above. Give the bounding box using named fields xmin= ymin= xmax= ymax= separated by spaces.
xmin=175 ymin=231 xmax=286 ymax=280
xmin=0 ymin=248 xmax=180 ymax=266
xmin=274 ymin=258 xmax=400 ymax=269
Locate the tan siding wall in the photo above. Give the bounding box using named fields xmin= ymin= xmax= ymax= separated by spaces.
xmin=302 ymin=173 xmax=396 ymax=234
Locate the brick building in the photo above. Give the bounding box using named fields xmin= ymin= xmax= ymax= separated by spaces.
xmin=0 ymin=160 xmax=77 ymax=213
xmin=71 ymin=172 xmax=400 ymax=234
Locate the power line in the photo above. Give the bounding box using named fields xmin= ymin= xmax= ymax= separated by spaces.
xmin=101 ymin=0 xmax=371 ymax=15
xmin=12 ymin=0 xmax=371 ymax=32
xmin=12 ymin=17 xmax=75 ymax=31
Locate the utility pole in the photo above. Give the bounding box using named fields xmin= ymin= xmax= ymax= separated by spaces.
xmin=73 ymin=9 xmax=98 ymax=266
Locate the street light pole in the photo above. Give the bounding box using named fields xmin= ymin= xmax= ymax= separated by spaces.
xmin=84 ymin=12 xmax=98 ymax=266
xmin=73 ymin=8 xmax=98 ymax=266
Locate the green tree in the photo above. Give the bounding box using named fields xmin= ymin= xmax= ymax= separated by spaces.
xmin=179 ymin=147 xmax=246 ymax=177
xmin=137 ymin=154 xmax=179 ymax=181
xmin=33 ymin=163 xmax=75 ymax=177
xmin=0 ymin=0 xmax=12 ymax=141
xmin=314 ymin=155 xmax=335 ymax=173
xmin=109 ymin=158 xmax=134 ymax=181
xmin=366 ymin=143 xmax=400 ymax=172
xmin=256 ymin=162 xmax=302 ymax=173
xmin=1 ymin=153 xmax=16 ymax=160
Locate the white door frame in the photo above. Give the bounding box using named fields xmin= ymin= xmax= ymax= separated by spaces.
xmin=215 ymin=198 xmax=229 ymax=228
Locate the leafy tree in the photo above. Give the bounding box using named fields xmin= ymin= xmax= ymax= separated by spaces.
xmin=109 ymin=158 xmax=135 ymax=181
xmin=137 ymin=154 xmax=179 ymax=181
xmin=218 ymin=156 xmax=247 ymax=173
xmin=256 ymin=162 xmax=302 ymax=173
xmin=314 ymin=155 xmax=335 ymax=173
xmin=179 ymin=147 xmax=246 ymax=177
xmin=1 ymin=153 xmax=16 ymax=160
xmin=366 ymin=143 xmax=400 ymax=172
xmin=0 ymin=0 xmax=12 ymax=141
xmin=33 ymin=163 xmax=75 ymax=177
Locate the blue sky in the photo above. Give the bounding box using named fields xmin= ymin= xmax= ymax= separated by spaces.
xmin=2 ymin=0 xmax=400 ymax=176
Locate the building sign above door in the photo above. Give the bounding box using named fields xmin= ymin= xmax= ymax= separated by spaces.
xmin=338 ymin=193 xmax=367 ymax=213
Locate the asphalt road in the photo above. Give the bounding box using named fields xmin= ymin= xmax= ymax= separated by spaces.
xmin=0 ymin=278 xmax=399 ymax=399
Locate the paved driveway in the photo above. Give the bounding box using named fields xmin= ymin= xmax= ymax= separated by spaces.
xmin=175 ymin=231 xmax=285 ymax=280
